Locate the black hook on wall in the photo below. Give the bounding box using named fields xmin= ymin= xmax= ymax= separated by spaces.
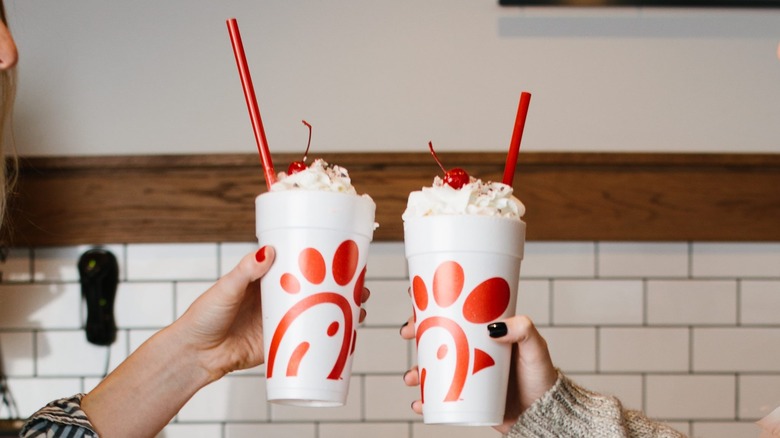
xmin=78 ymin=248 xmax=119 ymax=346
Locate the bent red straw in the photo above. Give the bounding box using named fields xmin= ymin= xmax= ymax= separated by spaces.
xmin=227 ymin=18 xmax=276 ymax=189
xmin=502 ymin=91 xmax=532 ymax=187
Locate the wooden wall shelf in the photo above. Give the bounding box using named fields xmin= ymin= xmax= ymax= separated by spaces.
xmin=5 ymin=152 xmax=780 ymax=246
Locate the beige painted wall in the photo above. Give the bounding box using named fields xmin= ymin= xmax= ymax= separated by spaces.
xmin=7 ymin=0 xmax=780 ymax=156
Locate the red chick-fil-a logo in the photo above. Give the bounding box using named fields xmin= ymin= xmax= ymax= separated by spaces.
xmin=266 ymin=240 xmax=366 ymax=380
xmin=413 ymin=260 xmax=510 ymax=403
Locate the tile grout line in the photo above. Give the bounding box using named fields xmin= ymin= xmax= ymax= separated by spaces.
xmin=735 ymin=278 xmax=742 ymax=327
xmin=688 ymin=326 xmax=694 ymax=375
xmin=642 ymin=278 xmax=648 ymax=327
xmin=595 ymin=326 xmax=601 ymax=373
xmin=548 ymin=278 xmax=555 ymax=326
xmin=734 ymin=373 xmax=740 ymax=421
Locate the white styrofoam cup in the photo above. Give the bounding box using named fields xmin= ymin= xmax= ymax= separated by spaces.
xmin=404 ymin=214 xmax=525 ymax=425
xmin=256 ymin=190 xmax=375 ymax=407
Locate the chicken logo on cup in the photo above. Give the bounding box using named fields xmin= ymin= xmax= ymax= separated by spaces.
xmin=266 ymin=240 xmax=366 ymax=381
xmin=412 ymin=260 xmax=511 ymax=403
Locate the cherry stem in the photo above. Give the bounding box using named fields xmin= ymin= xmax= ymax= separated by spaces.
xmin=302 ymin=120 xmax=312 ymax=162
xmin=428 ymin=141 xmax=447 ymax=174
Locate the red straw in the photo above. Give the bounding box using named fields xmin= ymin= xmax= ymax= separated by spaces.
xmin=502 ymin=91 xmax=532 ymax=187
xmin=227 ymin=18 xmax=276 ymax=189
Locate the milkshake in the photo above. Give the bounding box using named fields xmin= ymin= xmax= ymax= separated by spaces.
xmin=403 ymin=151 xmax=526 ymax=425
xmin=257 ymin=158 xmax=376 ymax=407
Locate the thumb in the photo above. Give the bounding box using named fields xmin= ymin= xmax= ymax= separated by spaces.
xmin=488 ymin=315 xmax=558 ymax=413
xmin=488 ymin=315 xmax=554 ymax=369
xmin=216 ymin=246 xmax=276 ymax=298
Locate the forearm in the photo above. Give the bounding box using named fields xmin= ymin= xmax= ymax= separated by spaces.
xmin=81 ymin=322 xmax=213 ymax=438
xmin=506 ymin=372 xmax=686 ymax=438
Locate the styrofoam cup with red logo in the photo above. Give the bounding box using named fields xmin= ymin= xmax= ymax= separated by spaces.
xmin=404 ymin=214 xmax=525 ymax=425
xmin=256 ymin=190 xmax=375 ymax=407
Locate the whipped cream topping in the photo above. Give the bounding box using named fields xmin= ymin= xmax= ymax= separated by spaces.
xmin=402 ymin=176 xmax=525 ymax=221
xmin=271 ymin=158 xmax=357 ymax=194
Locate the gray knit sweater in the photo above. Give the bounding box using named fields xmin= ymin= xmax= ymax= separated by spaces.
xmin=507 ymin=374 xmax=686 ymax=438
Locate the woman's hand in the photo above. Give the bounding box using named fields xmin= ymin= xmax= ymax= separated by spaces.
xmin=178 ymin=246 xmax=371 ymax=381
xmin=400 ymin=314 xmax=558 ymax=434
xmin=174 ymin=246 xmax=276 ymax=381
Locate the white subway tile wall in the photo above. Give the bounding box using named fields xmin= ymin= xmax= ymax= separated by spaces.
xmin=599 ymin=327 xmax=689 ymax=372
xmin=647 ymin=280 xmax=737 ymax=325
xmin=0 ymin=241 xmax=778 ymax=437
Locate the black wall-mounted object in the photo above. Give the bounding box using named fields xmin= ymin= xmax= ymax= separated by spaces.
xmin=78 ymin=249 xmax=119 ymax=346
xmin=499 ymin=0 xmax=780 ymax=7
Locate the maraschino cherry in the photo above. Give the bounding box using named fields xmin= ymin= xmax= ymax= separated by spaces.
xmin=428 ymin=141 xmax=469 ymax=189
xmin=287 ymin=120 xmax=313 ymax=174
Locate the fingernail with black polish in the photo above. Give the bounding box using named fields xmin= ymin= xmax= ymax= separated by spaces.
xmin=399 ymin=321 xmax=409 ymax=334
xmin=487 ymin=322 xmax=508 ymax=338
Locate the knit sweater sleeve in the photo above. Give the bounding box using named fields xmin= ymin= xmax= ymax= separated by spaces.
xmin=506 ymin=373 xmax=687 ymax=438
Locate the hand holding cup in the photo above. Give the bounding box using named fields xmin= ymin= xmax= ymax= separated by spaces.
xmin=400 ymin=314 xmax=558 ymax=434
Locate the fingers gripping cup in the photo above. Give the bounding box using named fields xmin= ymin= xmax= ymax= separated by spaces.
xmin=405 ymin=215 xmax=525 ymax=426
xmin=256 ymin=190 xmax=375 ymax=407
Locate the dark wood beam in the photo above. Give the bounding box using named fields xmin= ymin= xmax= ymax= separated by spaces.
xmin=6 ymin=152 xmax=780 ymax=246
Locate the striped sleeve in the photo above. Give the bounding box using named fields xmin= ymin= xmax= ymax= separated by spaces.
xmin=20 ymin=394 xmax=98 ymax=438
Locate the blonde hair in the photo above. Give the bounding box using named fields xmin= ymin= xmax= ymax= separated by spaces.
xmin=0 ymin=1 xmax=16 ymax=230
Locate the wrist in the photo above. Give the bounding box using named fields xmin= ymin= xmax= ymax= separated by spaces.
xmin=81 ymin=323 xmax=213 ymax=438
xmin=167 ymin=317 xmax=227 ymax=385
xmin=137 ymin=323 xmax=215 ymax=396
